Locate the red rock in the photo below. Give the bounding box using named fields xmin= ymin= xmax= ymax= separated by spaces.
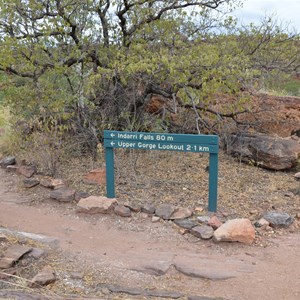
xmin=213 ymin=218 xmax=255 ymax=245
xmin=208 ymin=216 xmax=223 ymax=229
xmin=83 ymin=168 xmax=106 ymax=185
xmin=77 ymin=196 xmax=117 ymax=214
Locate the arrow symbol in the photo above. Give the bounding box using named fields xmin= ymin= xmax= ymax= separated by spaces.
xmin=110 ymin=142 xmax=115 ymax=146
xmin=110 ymin=133 xmax=115 ymax=137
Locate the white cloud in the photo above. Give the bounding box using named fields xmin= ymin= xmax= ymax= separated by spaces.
xmin=232 ymin=0 xmax=300 ymax=30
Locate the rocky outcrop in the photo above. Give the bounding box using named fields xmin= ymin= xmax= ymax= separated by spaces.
xmin=228 ymin=133 xmax=300 ymax=170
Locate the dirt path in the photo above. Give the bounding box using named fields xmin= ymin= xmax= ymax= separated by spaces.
xmin=1 ymin=169 xmax=300 ymax=300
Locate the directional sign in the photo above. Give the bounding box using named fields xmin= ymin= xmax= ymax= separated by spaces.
xmin=104 ymin=139 xmax=218 ymax=153
xmin=104 ymin=130 xmax=218 ymax=145
xmin=104 ymin=130 xmax=219 ymax=212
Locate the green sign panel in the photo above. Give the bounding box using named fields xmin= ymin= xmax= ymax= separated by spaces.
xmin=104 ymin=130 xmax=219 ymax=212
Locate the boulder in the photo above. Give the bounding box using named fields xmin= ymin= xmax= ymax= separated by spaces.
xmin=50 ymin=187 xmax=76 ymax=202
xmin=228 ymin=133 xmax=300 ymax=170
xmin=77 ymin=196 xmax=117 ymax=214
xmin=83 ymin=168 xmax=106 ymax=185
xmin=262 ymin=211 xmax=294 ymax=228
xmin=213 ymin=218 xmax=255 ymax=245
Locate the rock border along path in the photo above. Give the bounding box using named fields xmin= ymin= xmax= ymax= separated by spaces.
xmin=1 ymin=163 xmax=300 ymax=299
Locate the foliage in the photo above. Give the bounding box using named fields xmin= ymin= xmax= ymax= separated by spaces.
xmin=0 ymin=1 xmax=299 ymax=156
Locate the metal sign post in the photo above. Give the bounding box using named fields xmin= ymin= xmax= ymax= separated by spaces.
xmin=104 ymin=130 xmax=219 ymax=212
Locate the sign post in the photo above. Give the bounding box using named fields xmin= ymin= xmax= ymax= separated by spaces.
xmin=104 ymin=130 xmax=219 ymax=212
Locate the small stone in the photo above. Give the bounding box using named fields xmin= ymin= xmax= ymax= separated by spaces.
xmin=77 ymin=196 xmax=117 ymax=214
xmin=197 ymin=216 xmax=210 ymax=224
xmin=0 ymin=234 xmax=8 ymax=242
xmin=173 ymin=219 xmax=198 ymax=230
xmin=284 ymin=192 xmax=294 ymax=198
xmin=23 ymin=178 xmax=40 ymax=188
xmin=249 ymin=210 xmax=258 ymax=215
xmin=29 ymin=266 xmax=56 ymax=287
xmin=296 ymin=213 xmax=300 ymax=220
xmin=74 ymin=191 xmax=90 ymax=201
xmin=105 ymin=284 xmax=142 ymax=296
xmin=83 ymin=168 xmax=106 ymax=185
xmin=191 ymin=225 xmax=214 ymax=240
xmin=294 ymin=172 xmax=300 ymax=180
xmin=213 ymin=218 xmax=256 ymax=245
xmin=144 ymin=289 xmax=183 ymax=299
xmin=114 ymin=205 xmax=131 ymax=217
xmin=50 ymin=187 xmax=76 ymax=202
xmin=140 ymin=212 xmax=149 ymax=219
xmin=0 ymin=156 xmax=16 ymax=167
xmin=141 ymin=203 xmax=155 ymax=214
xmin=70 ymin=272 xmax=84 ymax=279
xmin=155 ymin=204 xmax=176 ymax=220
xmin=194 ymin=207 xmax=204 ymax=213
xmin=40 ymin=178 xmax=66 ymax=189
xmin=207 ymin=216 xmax=223 ymax=229
xmin=6 ymin=165 xmax=18 ymax=173
xmin=124 ymin=202 xmax=141 ymax=213
xmin=221 ymin=211 xmax=229 ymax=217
xmin=254 ymin=218 xmax=270 ymax=229
xmin=0 ymin=245 xmax=32 ymax=269
xmin=27 ymin=248 xmax=45 ymax=259
xmin=263 ymin=211 xmax=294 ymax=228
xmin=17 ymin=165 xmax=37 ymax=178
xmin=170 ymin=207 xmax=193 ymax=220
xmin=0 ymin=268 xmax=17 ymax=280
xmin=152 ymin=216 xmax=160 ymax=223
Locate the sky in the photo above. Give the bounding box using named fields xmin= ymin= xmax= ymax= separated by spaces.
xmin=231 ymin=0 xmax=300 ymax=31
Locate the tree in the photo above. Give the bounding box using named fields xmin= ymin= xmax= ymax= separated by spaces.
xmin=0 ymin=0 xmax=298 ymax=153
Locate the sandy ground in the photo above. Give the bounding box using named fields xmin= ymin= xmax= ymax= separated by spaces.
xmin=1 ymin=167 xmax=300 ymax=300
